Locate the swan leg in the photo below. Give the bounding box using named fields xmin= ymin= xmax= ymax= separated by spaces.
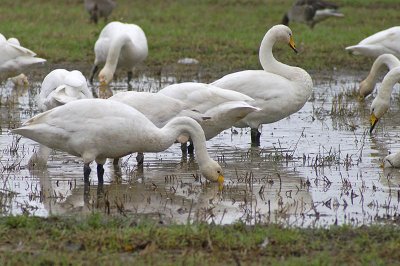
xmin=97 ymin=164 xmax=104 ymax=184
xmin=181 ymin=142 xmax=188 ymax=157
xmin=89 ymin=64 xmax=99 ymax=85
xmin=188 ymin=140 xmax=194 ymax=155
xmin=251 ymin=128 xmax=261 ymax=146
xmin=136 ymin=152 xmax=144 ymax=167
xmin=127 ymin=71 xmax=133 ymax=86
xmin=84 ymin=163 xmax=91 ymax=183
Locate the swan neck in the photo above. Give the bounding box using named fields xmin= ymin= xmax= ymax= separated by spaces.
xmin=162 ymin=117 xmax=211 ymax=165
xmin=366 ymin=55 xmax=400 ymax=89
xmin=104 ymin=34 xmax=131 ymax=73
xmin=259 ymin=32 xmax=292 ymax=77
xmin=378 ymin=70 xmax=400 ymax=100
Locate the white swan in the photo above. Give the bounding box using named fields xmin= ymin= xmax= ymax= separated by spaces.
xmin=282 ymin=0 xmax=344 ymax=29
xmin=28 ymin=69 xmax=93 ymax=169
xmin=158 ymin=82 xmax=259 ymax=150
xmin=369 ymin=66 xmax=400 ymax=133
xmin=0 ymin=33 xmax=46 ymax=80
xmin=109 ymin=89 xmax=259 ymax=163
xmin=12 ymin=99 xmax=224 ymax=185
xmin=89 ymin=21 xmax=148 ymax=86
xmin=383 ymin=152 xmax=400 ymax=168
xmin=345 ymin=26 xmax=400 ymax=58
xmin=359 ymin=54 xmax=400 ymax=98
xmin=84 ymin=0 xmax=116 ymax=24
xmin=211 ymin=24 xmax=313 ymax=146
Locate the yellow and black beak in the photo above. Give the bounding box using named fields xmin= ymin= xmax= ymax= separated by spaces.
xmin=289 ymin=35 xmax=298 ymax=54
xmin=369 ymin=113 xmax=379 ymax=134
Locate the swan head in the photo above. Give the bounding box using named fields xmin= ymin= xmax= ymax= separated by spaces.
xmin=269 ymin=25 xmax=298 ymax=53
xmin=199 ymin=160 xmax=224 ymax=186
xmin=369 ymin=97 xmax=389 ymax=133
xmin=98 ymin=68 xmax=113 ymax=86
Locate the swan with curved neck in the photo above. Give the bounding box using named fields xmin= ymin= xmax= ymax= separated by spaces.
xmin=212 ymin=24 xmax=313 ymax=146
xmin=12 ymin=99 xmax=224 ymax=185
xmin=359 ymin=54 xmax=400 ymax=99
xmin=89 ymin=21 xmax=148 ymax=86
xmin=369 ymin=66 xmax=400 ymax=133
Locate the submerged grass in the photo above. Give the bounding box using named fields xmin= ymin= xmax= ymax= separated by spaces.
xmin=0 ymin=0 xmax=399 ymax=77
xmin=1 ymin=213 xmax=400 ymax=265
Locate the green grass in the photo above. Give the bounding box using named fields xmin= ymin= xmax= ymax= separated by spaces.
xmin=0 ymin=0 xmax=399 ymax=76
xmin=0 ymin=214 xmax=400 ymax=265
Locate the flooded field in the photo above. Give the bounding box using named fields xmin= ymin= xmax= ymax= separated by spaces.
xmin=1 ymin=68 xmax=400 ymax=227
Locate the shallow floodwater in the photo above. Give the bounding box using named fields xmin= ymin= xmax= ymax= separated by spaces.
xmin=1 ymin=69 xmax=400 ymax=227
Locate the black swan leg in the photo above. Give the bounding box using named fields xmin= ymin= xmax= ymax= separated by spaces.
xmin=251 ymin=128 xmax=261 ymax=147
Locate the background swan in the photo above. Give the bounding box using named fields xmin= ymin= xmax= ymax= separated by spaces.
xmin=211 ymin=24 xmax=313 ymax=146
xmin=12 ymin=99 xmax=224 ymax=185
xmin=84 ymin=0 xmax=116 ymax=24
xmin=369 ymin=66 xmax=400 ymax=133
xmin=282 ymin=0 xmax=344 ymax=29
xmin=109 ymin=89 xmax=259 ymax=162
xmin=89 ymin=21 xmax=148 ymax=86
xmin=158 ymin=82 xmax=259 ymax=151
xmin=382 ymin=152 xmax=400 ymax=168
xmin=359 ymin=54 xmax=400 ymax=99
xmin=0 ymin=33 xmax=46 ymax=80
xmin=345 ymin=26 xmax=400 ymax=58
xmin=28 ymin=69 xmax=93 ymax=169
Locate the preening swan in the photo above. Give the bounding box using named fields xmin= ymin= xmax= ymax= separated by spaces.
xmin=345 ymin=26 xmax=400 ymax=58
xmin=282 ymin=0 xmax=344 ymax=29
xmin=12 ymin=99 xmax=224 ymax=185
xmin=212 ymin=24 xmax=313 ymax=146
xmin=28 ymin=69 xmax=93 ymax=169
xmin=109 ymin=89 xmax=258 ymax=163
xmin=369 ymin=66 xmax=400 ymax=133
xmin=0 ymin=33 xmax=46 ymax=80
xmin=84 ymin=0 xmax=116 ymax=24
xmin=359 ymin=54 xmax=400 ymax=99
xmin=89 ymin=21 xmax=148 ymax=86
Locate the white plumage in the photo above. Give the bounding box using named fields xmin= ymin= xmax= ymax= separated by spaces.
xmin=211 ymin=25 xmax=313 ymax=146
xmin=346 ymin=26 xmax=400 ymax=58
xmin=13 ymin=99 xmax=224 ymax=185
xmin=89 ymin=21 xmax=148 ymax=86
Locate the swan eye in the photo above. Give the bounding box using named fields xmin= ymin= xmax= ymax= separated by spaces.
xmin=217 ymin=170 xmax=221 ymax=174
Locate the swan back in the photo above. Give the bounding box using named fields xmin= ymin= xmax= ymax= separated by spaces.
xmin=158 ymin=82 xmax=254 ymax=112
xmin=345 ymin=27 xmax=400 ymax=58
xmin=383 ymin=152 xmax=400 ymax=168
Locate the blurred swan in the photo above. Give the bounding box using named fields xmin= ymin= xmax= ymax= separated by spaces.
xmin=8 ymin=73 xmax=29 ymax=87
xmin=84 ymin=0 xmax=116 ymax=24
xmin=89 ymin=21 xmax=148 ymax=86
xmin=109 ymin=89 xmax=259 ymax=163
xmin=12 ymin=99 xmax=224 ymax=185
xmin=211 ymin=25 xmax=313 ymax=146
xmin=282 ymin=0 xmax=344 ymax=29
xmin=346 ymin=26 xmax=400 ymax=58
xmin=28 ymin=69 xmax=93 ymax=169
xmin=383 ymin=152 xmax=400 ymax=168
xmin=0 ymin=34 xmax=46 ymax=80
xmin=369 ymin=66 xmax=400 ymax=133
xmin=359 ymin=54 xmax=400 ymax=99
